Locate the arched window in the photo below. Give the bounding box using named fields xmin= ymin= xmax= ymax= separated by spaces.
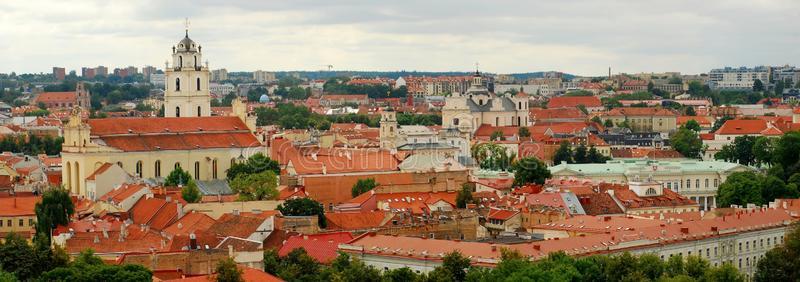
xmin=518 ymin=102 xmax=522 ymax=109
xmin=179 ymin=56 xmax=183 ymax=67
xmin=645 ymin=188 xmax=657 ymax=196
xmin=194 ymin=56 xmax=197 ymax=68
xmin=197 ymin=106 xmax=202 ymax=117
xmin=495 ymin=117 xmax=499 ymax=126
xmin=194 ymin=161 xmax=200 ymax=180
xmin=453 ymin=118 xmax=459 ymax=126
xmin=175 ymin=106 xmax=181 ymax=117
xmin=116 ymin=161 xmax=123 ymax=169
xmin=135 ymin=161 xmax=142 ymax=177
xmin=174 ymin=162 xmax=181 ymax=170
xmin=175 ymin=78 xmax=181 ymax=91
xmin=155 ymin=160 xmax=161 ymax=178
xmin=212 ymin=159 xmax=218 ymax=179
xmin=196 ymin=77 xmax=201 ymax=91
xmin=231 ymin=158 xmax=237 ymax=166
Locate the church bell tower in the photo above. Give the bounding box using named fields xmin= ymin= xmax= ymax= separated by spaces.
xmin=164 ymin=19 xmax=211 ymax=118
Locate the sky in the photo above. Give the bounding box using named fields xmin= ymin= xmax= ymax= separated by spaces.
xmin=1 ymin=0 xmax=799 ymax=76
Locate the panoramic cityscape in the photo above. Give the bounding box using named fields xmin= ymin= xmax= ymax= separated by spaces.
xmin=1 ymin=1 xmax=800 ymax=282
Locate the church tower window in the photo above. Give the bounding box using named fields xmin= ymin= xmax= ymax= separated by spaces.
xmin=197 ymin=106 xmax=202 ymax=117
xmin=194 ymin=161 xmax=200 ymax=180
xmin=196 ymin=77 xmax=201 ymax=91
xmin=176 ymin=107 xmax=181 ymax=117
xmin=212 ymin=159 xmax=218 ymax=179
xmin=179 ymin=56 xmax=183 ymax=67
xmin=135 ymin=161 xmax=142 ymax=177
xmin=176 ymin=78 xmax=181 ymax=91
xmin=155 ymin=160 xmax=161 ymax=177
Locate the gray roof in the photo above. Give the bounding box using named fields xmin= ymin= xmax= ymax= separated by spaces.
xmin=465 ymin=96 xmax=518 ymax=112
xmin=195 ymin=180 xmax=233 ymax=195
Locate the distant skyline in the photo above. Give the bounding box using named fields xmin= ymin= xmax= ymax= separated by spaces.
xmin=1 ymin=0 xmax=799 ymax=76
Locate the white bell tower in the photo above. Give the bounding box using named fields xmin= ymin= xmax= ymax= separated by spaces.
xmin=164 ymin=19 xmax=211 ymax=118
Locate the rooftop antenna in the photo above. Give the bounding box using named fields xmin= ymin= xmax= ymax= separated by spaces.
xmin=475 ymin=62 xmax=480 ymax=74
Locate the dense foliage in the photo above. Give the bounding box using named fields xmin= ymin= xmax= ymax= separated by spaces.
xmin=277 ymin=198 xmax=326 ymax=228
xmin=226 ymin=153 xmax=280 ymax=180
xmin=229 ymin=171 xmax=279 ymax=201
xmin=35 ymin=188 xmax=75 ymax=242
xmin=512 ymin=157 xmax=551 ymax=186
xmin=754 ymin=223 xmax=800 ymax=281
xmin=323 ymin=77 xmax=408 ymax=98
xmin=351 ymin=178 xmax=378 ymax=198
xmin=471 ymin=142 xmax=515 ymax=171
xmin=670 ymin=126 xmax=703 ymax=159
xmin=456 ymin=183 xmax=476 ymax=208
xmin=39 ymin=250 xmax=152 ymax=281
xmin=180 ymin=180 xmax=202 ymax=203
xmin=164 ymin=167 xmax=192 ymax=186
xmin=263 ymin=248 xmax=744 ymax=282
xmin=552 ymin=142 xmax=609 ymax=164
xmin=0 ymin=135 xmax=63 ymax=156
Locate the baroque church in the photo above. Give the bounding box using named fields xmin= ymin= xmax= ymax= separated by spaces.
xmin=61 ymin=28 xmax=259 ymax=199
xmin=441 ymin=71 xmax=530 ymax=134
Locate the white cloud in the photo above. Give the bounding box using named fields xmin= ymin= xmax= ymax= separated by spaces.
xmin=0 ymin=0 xmax=798 ymax=75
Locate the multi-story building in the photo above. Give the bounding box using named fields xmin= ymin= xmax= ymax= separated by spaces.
xmin=34 ymin=82 xmax=91 ymax=109
xmin=53 ymin=67 xmax=66 ymax=80
xmin=340 ymin=207 xmax=793 ymax=279
xmin=211 ymin=69 xmax=228 ymax=82
xmin=404 ymin=75 xmax=473 ymax=97
xmin=319 ymin=94 xmax=369 ymax=107
xmin=709 ymin=66 xmax=770 ymax=90
xmin=253 ymin=70 xmax=276 ymax=84
xmin=209 ymin=83 xmax=235 ymax=96
xmin=441 ymin=72 xmax=529 ymax=134
xmin=142 ymin=65 xmax=157 ymax=81
xmin=61 ymin=29 xmax=259 ymax=197
xmin=549 ymin=159 xmax=750 ymax=210
xmin=95 ymin=65 xmax=108 ymax=77
xmin=150 ymin=73 xmax=166 ymax=89
xmin=81 ymin=67 xmax=96 ymax=79
xmin=601 ymin=107 xmax=678 ymax=134
xmin=0 ymin=196 xmax=39 ymax=238
xmin=771 ymin=65 xmax=800 ymax=87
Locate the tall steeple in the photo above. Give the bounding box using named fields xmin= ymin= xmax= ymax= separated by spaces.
xmin=164 ymin=22 xmax=211 ymax=118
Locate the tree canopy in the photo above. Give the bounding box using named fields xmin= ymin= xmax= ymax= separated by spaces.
xmin=670 ymin=127 xmax=703 ymax=159
xmin=351 ymin=178 xmax=378 ymax=198
xmin=35 ymin=188 xmax=75 ymax=242
xmin=229 ymin=170 xmax=279 ymax=201
xmin=512 ymin=157 xmax=552 ymax=186
xmin=164 ymin=167 xmax=192 ymax=186
xmin=277 ymin=198 xmax=326 ymax=228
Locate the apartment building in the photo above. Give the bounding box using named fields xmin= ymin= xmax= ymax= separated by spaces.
xmin=709 ymin=66 xmax=770 ymax=90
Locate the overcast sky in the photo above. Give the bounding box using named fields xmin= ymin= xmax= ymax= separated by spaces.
xmin=1 ymin=0 xmax=799 ymax=76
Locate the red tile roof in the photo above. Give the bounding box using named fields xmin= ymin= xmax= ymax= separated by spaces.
xmin=278 ymin=232 xmax=354 ymax=263
xmin=163 ymin=212 xmax=216 ymax=237
xmin=326 ymin=211 xmax=388 ymax=231
xmin=35 ymin=92 xmax=76 ymax=103
xmin=677 ymin=116 xmax=713 ymax=126
xmin=205 ymin=213 xmax=266 ymax=238
xmin=547 ymin=96 xmax=602 ymax=108
xmin=715 ymin=119 xmax=772 ymax=135
xmin=87 ymin=117 xmax=259 ymax=152
xmin=487 ymin=208 xmax=519 ymax=220
xmin=98 ymin=183 xmax=148 ymax=203
xmin=0 ymin=196 xmax=40 ymax=216
xmin=530 ymin=107 xmax=587 ymax=121
xmin=130 ymin=197 xmax=179 ymax=230
xmin=165 ymin=267 xmax=283 ymax=282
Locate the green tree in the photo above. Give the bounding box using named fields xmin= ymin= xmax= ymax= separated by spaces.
xmin=230 ymin=171 xmax=279 ymax=201
xmin=383 ymin=267 xmax=419 ymax=282
xmin=181 ymin=180 xmax=202 ymax=203
xmin=490 ymin=130 xmax=505 ymax=141
xmin=670 ymin=127 xmax=703 ymax=159
xmin=775 ymin=79 xmax=786 ymax=96
xmin=518 ymin=126 xmax=531 ymax=138
xmin=717 ymin=171 xmax=765 ymax=207
xmin=215 ymin=257 xmax=244 ymax=282
xmin=587 ymin=146 xmax=609 ymax=163
xmin=34 ymin=188 xmax=75 ymax=243
xmin=512 ymin=157 xmax=551 ymax=186
xmin=275 ymin=248 xmax=322 ymax=281
xmin=753 ymin=136 xmax=774 ymax=166
xmin=603 ymin=119 xmax=614 ymax=128
xmin=277 ymin=198 xmax=326 ymax=228
xmin=591 ymin=116 xmax=602 ymax=124
xmin=753 ymin=79 xmax=765 ymax=92
xmin=39 ymin=249 xmax=152 ymax=282
xmin=684 ymin=119 xmax=701 ymax=132
xmin=712 ymin=116 xmax=733 ymax=132
xmin=164 ymin=167 xmax=192 ymax=186
xmin=684 ymin=106 xmax=696 ymax=116
xmin=553 ymin=141 xmax=573 ymax=164
xmin=263 ymin=248 xmax=280 ymax=275
xmin=226 ymin=153 xmax=281 ymax=180
xmin=755 ymin=223 xmax=800 ymax=281
xmin=351 ymin=178 xmax=378 ymax=198
xmin=456 ymin=183 xmax=475 ymax=208
xmin=438 ymin=251 xmax=471 ymax=282
xmin=573 ymin=144 xmax=589 ymax=163
xmin=715 ymin=135 xmax=757 ymax=166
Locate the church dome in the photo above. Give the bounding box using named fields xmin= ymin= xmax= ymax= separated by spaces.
xmin=176 ymin=32 xmax=198 ymax=52
xmin=259 ymin=94 xmax=270 ymax=103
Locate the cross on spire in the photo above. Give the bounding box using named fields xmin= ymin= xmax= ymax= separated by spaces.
xmin=184 ymin=18 xmax=190 ymax=36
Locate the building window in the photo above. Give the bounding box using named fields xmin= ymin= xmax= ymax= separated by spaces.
xmin=194 ymin=161 xmax=200 ymax=180
xmin=176 ymin=106 xmax=181 ymax=117
xmin=18 ymin=219 xmax=23 ymax=226
xmin=453 ymin=118 xmax=459 ymax=126
xmin=212 ymin=159 xmax=218 ymax=179
xmin=174 ymin=162 xmax=181 ymax=170
xmin=196 ymin=77 xmax=201 ymax=91
xmin=714 ymin=179 xmax=719 ymax=187
xmin=705 ymin=179 xmax=709 ymax=188
xmin=0 ymin=220 xmax=3 ymax=227
xmin=5 ymin=220 xmax=9 ymax=227
xmin=179 ymin=56 xmax=183 ymax=67
xmin=686 ymin=179 xmax=691 ymax=188
xmin=197 ymin=106 xmax=202 ymax=117
xmin=155 ymin=160 xmax=161 ymax=178
xmin=696 ymin=179 xmax=700 ymax=188
xmin=135 ymin=161 xmax=142 ymax=177
xmin=176 ymin=78 xmax=181 ymax=91
xmin=116 ymin=161 xmax=123 ymax=169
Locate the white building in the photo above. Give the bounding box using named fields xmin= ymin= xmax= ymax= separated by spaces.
xmin=709 ymin=66 xmax=770 ymax=90
xmin=253 ymin=70 xmax=276 ymax=83
xmin=210 ymin=83 xmax=235 ymax=96
xmin=150 ymin=73 xmax=166 ymax=89
xmin=441 ymin=72 xmax=530 ymax=134
xmin=164 ymin=29 xmax=211 ymax=118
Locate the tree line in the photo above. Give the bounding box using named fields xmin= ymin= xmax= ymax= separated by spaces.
xmin=254 ymin=103 xmax=441 ymax=130
xmin=0 ymin=134 xmax=63 ymax=156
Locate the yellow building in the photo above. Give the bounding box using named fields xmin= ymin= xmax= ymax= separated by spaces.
xmin=0 ymin=196 xmax=39 ymax=239
xmin=601 ymin=107 xmax=678 ymax=134
xmin=61 ymin=29 xmax=260 ymax=197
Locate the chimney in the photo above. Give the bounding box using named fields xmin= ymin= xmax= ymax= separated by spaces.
xmin=93 ymin=235 xmax=100 ymax=244
xmin=189 ymin=233 xmax=198 ymax=250
xmin=533 ymin=244 xmax=541 ymax=251
xmin=228 ymin=244 xmax=234 ymax=257
xmin=177 ymin=204 xmax=184 ymax=219
xmin=322 ymin=164 xmax=327 ymax=175
xmin=102 ymin=228 xmax=109 ymax=239
xmin=233 ymin=209 xmax=240 ymax=216
xmin=490 ymin=245 xmax=497 ymax=252
xmin=604 ymin=216 xmax=611 ymax=222
xmin=166 ymin=196 xmax=172 ymax=202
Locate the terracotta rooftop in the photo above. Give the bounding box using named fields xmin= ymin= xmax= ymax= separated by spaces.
xmin=547 ymin=96 xmax=602 ymax=108
xmin=0 ymin=196 xmax=40 ymax=216
xmin=278 ymin=232 xmax=354 ymax=263
xmin=98 ymin=183 xmax=149 ymax=204
xmin=605 ymin=107 xmax=678 ymax=117
xmin=163 ymin=211 xmax=216 ymax=238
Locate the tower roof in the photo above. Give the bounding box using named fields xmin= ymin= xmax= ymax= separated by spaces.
xmin=176 ymin=31 xmax=198 ymax=52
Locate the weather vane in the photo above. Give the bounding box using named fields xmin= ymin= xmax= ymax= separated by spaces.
xmin=184 ymin=18 xmax=190 ymax=35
